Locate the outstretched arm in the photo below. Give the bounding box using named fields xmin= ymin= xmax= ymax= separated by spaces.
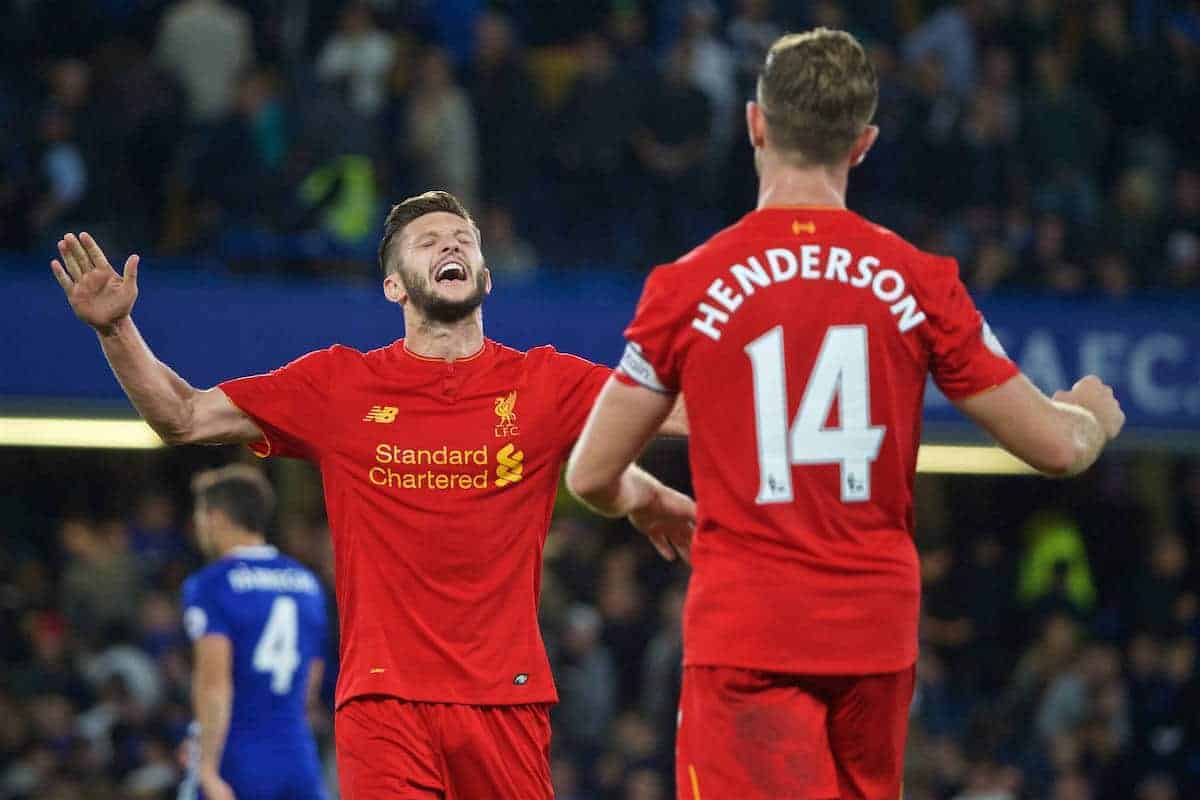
xmin=51 ymin=233 xmax=261 ymax=446
xmin=955 ymin=374 xmax=1124 ymax=477
xmin=567 ymin=376 xmax=695 ymax=561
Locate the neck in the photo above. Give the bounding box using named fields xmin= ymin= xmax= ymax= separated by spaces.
xmin=402 ymin=308 xmax=486 ymax=361
xmin=755 ymin=148 xmax=849 ymax=210
xmin=219 ymin=531 xmax=267 ymax=557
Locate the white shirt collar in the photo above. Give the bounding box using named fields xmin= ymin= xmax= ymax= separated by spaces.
xmin=228 ymin=544 xmax=278 ymax=560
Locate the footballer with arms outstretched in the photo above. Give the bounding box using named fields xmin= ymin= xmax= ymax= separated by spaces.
xmin=567 ymin=28 xmax=1124 ymax=800
xmin=51 ymin=191 xmax=693 ymax=799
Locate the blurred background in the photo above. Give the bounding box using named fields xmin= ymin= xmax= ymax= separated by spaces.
xmin=1 ymin=0 xmax=1199 ymax=798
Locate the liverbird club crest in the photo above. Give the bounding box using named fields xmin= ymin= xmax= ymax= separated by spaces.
xmin=494 ymin=390 xmax=520 ymax=438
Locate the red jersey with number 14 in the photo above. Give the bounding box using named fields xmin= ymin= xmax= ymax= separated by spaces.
xmin=618 ymin=207 xmax=1018 ymax=675
xmin=219 ymin=339 xmax=609 ymax=708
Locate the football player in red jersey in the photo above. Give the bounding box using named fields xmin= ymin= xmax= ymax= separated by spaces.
xmin=567 ymin=29 xmax=1124 ymax=800
xmin=50 ymin=191 xmax=695 ymax=799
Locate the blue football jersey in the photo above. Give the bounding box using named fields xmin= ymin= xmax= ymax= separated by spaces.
xmin=179 ymin=545 xmax=329 ymax=800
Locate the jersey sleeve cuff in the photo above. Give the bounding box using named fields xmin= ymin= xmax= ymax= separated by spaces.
xmin=216 ymin=384 xmax=276 ymax=458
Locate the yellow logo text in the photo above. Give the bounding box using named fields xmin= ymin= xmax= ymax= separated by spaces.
xmin=495 ymin=443 xmax=524 ymax=486
xmin=363 ymin=405 xmax=398 ymax=423
xmin=792 ymin=220 xmax=816 ymax=235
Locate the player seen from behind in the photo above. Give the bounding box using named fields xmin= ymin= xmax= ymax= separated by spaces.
xmin=179 ymin=465 xmax=329 ymax=800
xmin=567 ymin=28 xmax=1125 ymax=800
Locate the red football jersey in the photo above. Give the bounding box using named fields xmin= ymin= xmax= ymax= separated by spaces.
xmin=219 ymin=339 xmax=609 ymax=707
xmin=618 ymin=207 xmax=1018 ymax=675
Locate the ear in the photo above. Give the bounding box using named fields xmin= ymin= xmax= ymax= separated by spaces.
xmin=746 ymin=101 xmax=767 ymax=149
xmin=483 ymin=266 xmax=493 ymax=296
xmin=849 ymin=125 xmax=879 ymax=168
xmin=383 ymin=272 xmax=407 ymax=305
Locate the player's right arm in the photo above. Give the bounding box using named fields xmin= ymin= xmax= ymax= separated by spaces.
xmin=955 ymin=374 xmax=1124 ymax=477
xmin=51 ymin=233 xmax=261 ymax=446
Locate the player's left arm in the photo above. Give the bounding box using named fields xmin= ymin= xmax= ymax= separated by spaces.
xmin=567 ymin=376 xmax=694 ymax=561
xmin=192 ymin=634 xmax=236 ymax=800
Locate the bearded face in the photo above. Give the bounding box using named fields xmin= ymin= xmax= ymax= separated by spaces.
xmin=388 ymin=211 xmax=491 ymax=322
xmin=398 ymin=263 xmax=489 ymax=323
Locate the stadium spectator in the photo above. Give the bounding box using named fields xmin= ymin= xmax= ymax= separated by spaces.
xmin=1105 ymin=168 xmax=1165 ymax=277
xmin=1133 ymin=533 xmax=1194 ymax=635
xmin=551 ymin=31 xmax=640 ymax=265
xmin=1020 ymin=525 xmax=1096 ymax=621
xmin=406 ymin=49 xmax=479 ymax=211
xmin=58 ymin=518 xmax=144 ymax=644
xmin=727 ymin=0 xmax=782 ymax=99
xmin=631 ymin=43 xmax=712 ymax=265
xmin=195 ymin=69 xmax=290 ymax=232
xmin=554 ymin=604 xmax=618 ymax=765
xmin=921 ymin=541 xmax=978 ymax=683
xmin=903 ymin=0 xmax=986 ymax=96
xmin=127 ymin=493 xmax=187 ymax=584
xmin=478 ymin=205 xmax=537 ymax=279
xmin=31 ymin=109 xmax=88 ymax=245
xmin=640 ymin=583 xmax=684 ymax=754
xmin=1094 ymin=252 xmax=1136 ymax=297
xmin=316 ymin=3 xmax=396 ymax=119
xmin=1162 ymin=167 xmax=1200 ymax=288
xmin=1022 ymin=48 xmax=1104 ymax=226
xmin=155 ymin=0 xmax=254 ymax=124
xmin=469 ymin=11 xmax=541 ymax=211
xmin=606 ymin=3 xmax=656 ymax=89
xmin=1035 ymin=642 xmax=1128 ymax=745
xmin=679 ymin=1 xmax=737 ymax=168
xmin=1020 ymin=213 xmax=1087 ymax=295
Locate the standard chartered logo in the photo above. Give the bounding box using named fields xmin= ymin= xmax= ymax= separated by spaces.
xmin=368 ymin=442 xmax=526 ymax=490
xmin=495 ymin=443 xmax=524 ymax=487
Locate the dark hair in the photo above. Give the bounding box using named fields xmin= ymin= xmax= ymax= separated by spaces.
xmin=757 ymin=28 xmax=878 ymax=166
xmin=377 ymin=190 xmax=478 ymax=277
xmin=191 ymin=465 xmax=276 ymax=534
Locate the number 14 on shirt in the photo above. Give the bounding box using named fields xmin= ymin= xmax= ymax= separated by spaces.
xmin=746 ymin=325 xmax=886 ymax=504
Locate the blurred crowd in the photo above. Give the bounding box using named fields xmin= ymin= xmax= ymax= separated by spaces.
xmin=0 ymin=0 xmax=1198 ymax=291
xmin=3 ymin=443 xmax=1200 ymax=799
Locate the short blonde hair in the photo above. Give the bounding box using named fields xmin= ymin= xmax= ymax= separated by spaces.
xmin=756 ymin=28 xmax=878 ymax=166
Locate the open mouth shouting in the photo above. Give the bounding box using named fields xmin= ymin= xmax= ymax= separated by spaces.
xmin=433 ymin=258 xmax=469 ymax=284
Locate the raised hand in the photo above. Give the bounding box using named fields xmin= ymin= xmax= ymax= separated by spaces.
xmin=1054 ymin=375 xmax=1126 ymax=441
xmin=51 ymin=232 xmax=140 ymax=333
xmin=629 ymin=483 xmax=696 ymax=563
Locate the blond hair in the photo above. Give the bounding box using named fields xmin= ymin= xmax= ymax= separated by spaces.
xmin=756 ymin=28 xmax=878 ymax=166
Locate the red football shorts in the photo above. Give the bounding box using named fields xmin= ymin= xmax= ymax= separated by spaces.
xmin=676 ymin=665 xmax=914 ymax=800
xmin=336 ymin=696 xmax=553 ymax=799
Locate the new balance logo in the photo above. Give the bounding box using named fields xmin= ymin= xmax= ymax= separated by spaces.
xmin=363 ymin=406 xmax=398 ymax=423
